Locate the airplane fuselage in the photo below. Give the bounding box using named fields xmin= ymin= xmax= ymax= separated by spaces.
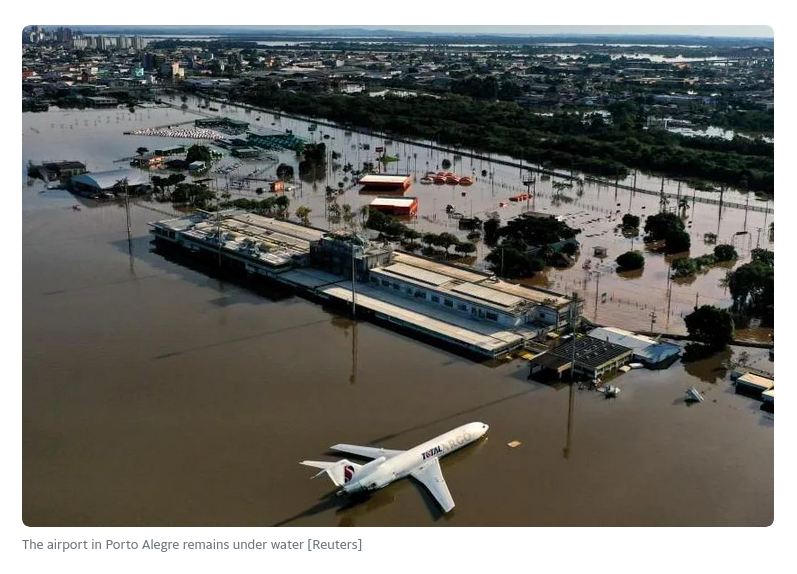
xmin=341 ymin=422 xmax=488 ymax=494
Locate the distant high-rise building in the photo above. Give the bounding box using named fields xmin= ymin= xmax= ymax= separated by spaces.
xmin=132 ymin=36 xmax=147 ymax=50
xmin=98 ymin=36 xmax=116 ymax=51
xmin=71 ymin=37 xmax=88 ymax=50
xmin=57 ymin=27 xmax=73 ymax=44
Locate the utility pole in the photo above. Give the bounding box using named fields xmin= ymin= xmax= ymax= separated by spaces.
xmin=666 ymin=261 xmax=672 ymax=331
xmin=756 ymin=227 xmax=762 ymax=249
xmin=649 ymin=310 xmax=657 ymax=333
xmin=123 ymin=178 xmax=131 ymax=239
xmin=743 ymin=193 xmax=750 ymax=233
xmin=523 ymin=174 xmax=535 ymax=213
xmin=695 ymin=292 xmax=699 ymax=309
xmin=763 ymin=199 xmax=769 ymax=233
xmin=351 ymin=239 xmax=357 ymax=316
xmin=594 ymin=270 xmax=601 ymax=321
xmin=349 ymin=320 xmax=358 ymax=386
xmin=570 ymin=291 xmax=579 ymax=377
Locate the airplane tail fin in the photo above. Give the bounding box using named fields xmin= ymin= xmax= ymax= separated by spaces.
xmin=300 ymin=459 xmax=362 ymax=487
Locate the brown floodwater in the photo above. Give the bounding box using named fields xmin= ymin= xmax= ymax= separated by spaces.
xmin=22 ymin=107 xmax=773 ymax=527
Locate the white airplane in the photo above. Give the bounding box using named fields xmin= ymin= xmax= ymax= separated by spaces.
xmin=301 ymin=421 xmax=489 ymax=513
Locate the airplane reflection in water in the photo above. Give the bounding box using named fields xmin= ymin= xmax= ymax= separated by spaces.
xmin=302 ymin=422 xmax=489 ymax=513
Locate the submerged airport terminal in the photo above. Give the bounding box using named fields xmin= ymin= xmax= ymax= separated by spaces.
xmin=150 ymin=209 xmax=581 ymax=359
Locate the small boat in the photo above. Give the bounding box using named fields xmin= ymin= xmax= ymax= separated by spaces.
xmin=426 ymin=171 xmax=438 ymax=177
xmin=459 ymin=177 xmax=473 ymax=186
xmin=420 ymin=177 xmax=433 ymax=185
xmin=509 ymin=194 xmax=529 ymax=202
xmin=433 ymin=176 xmax=446 ymax=185
xmin=446 ymin=176 xmax=459 ymax=185
xmin=685 ymin=387 xmax=704 ymax=403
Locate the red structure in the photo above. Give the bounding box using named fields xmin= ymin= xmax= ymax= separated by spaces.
xmin=358 ymin=174 xmax=412 ymax=191
xmin=369 ymin=196 xmax=419 ymax=218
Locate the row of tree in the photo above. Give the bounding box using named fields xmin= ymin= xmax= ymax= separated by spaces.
xmin=483 ymin=214 xmax=580 ymax=278
xmin=364 ymin=209 xmax=476 ymax=258
xmin=234 ymin=89 xmax=773 ymax=194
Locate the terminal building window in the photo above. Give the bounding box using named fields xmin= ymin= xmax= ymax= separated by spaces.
xmin=381 ymin=279 xmax=390 ymax=287
xmin=457 ymin=303 xmax=468 ymax=311
xmin=431 ymin=295 xmax=440 ymax=303
xmin=486 ymin=311 xmax=499 ymax=321
xmin=392 ymin=283 xmax=400 ymax=290
xmin=444 ymin=299 xmax=454 ymax=308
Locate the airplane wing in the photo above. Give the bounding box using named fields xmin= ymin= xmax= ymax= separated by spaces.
xmin=410 ymin=458 xmax=455 ymax=513
xmin=330 ymin=444 xmax=404 ymax=460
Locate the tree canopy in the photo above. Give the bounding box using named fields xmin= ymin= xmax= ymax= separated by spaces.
xmin=186 ymin=144 xmax=212 ymax=164
xmin=685 ymin=305 xmax=734 ymax=351
xmin=713 ymin=244 xmax=738 ymax=262
xmin=616 ymin=250 xmax=644 ymax=271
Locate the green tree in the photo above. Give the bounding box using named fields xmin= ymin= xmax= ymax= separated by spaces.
xmin=274 ymin=195 xmax=290 ymax=219
xmin=341 ymin=204 xmax=355 ymax=228
xmin=685 ymin=305 xmax=734 ymax=351
xmin=483 ymin=216 xmax=501 ymax=246
xmin=644 ymin=212 xmax=684 ymax=242
xmin=751 ymin=248 xmax=774 ymax=267
xmin=295 ymin=205 xmax=311 ymax=226
xmin=621 ymin=213 xmax=640 ymax=229
xmin=276 ymin=163 xmax=294 ymax=181
xmin=664 ymin=229 xmax=691 ymax=254
xmin=615 ymin=250 xmax=644 ymax=271
xmin=713 ymin=244 xmax=738 ymax=262
xmin=726 ymin=260 xmax=774 ymax=318
xmin=186 ymin=144 xmax=212 ymax=164
xmin=422 ymin=232 xmax=439 ymax=249
xmin=403 ymin=229 xmax=422 ymax=242
xmin=328 ymin=203 xmax=342 ymax=226
xmin=455 ymin=241 xmax=477 ymax=257
xmin=436 ymin=232 xmax=459 ymax=256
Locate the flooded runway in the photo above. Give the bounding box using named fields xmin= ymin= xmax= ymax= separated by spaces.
xmin=22 ymin=107 xmax=772 ymax=526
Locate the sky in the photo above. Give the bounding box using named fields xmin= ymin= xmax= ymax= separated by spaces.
xmin=62 ymin=25 xmax=774 ymax=38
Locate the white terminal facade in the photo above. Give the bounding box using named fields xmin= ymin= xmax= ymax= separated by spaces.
xmin=149 ymin=210 xmax=580 ymax=357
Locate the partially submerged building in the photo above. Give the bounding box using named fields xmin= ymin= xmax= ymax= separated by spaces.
xmin=368 ymin=196 xmax=418 ymax=218
xmin=734 ymin=372 xmax=774 ymax=400
xmin=195 ymin=117 xmax=249 ymax=133
xmin=529 ymin=335 xmax=633 ymax=381
xmin=587 ymin=327 xmax=681 ymax=369
xmin=359 ymin=174 xmax=412 ymax=192
xmin=28 ymin=160 xmax=87 ymax=182
xmin=69 ymin=168 xmax=149 ymax=197
xmin=148 ymin=210 xmax=580 ymax=359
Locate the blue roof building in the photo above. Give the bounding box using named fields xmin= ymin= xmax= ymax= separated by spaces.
xmin=587 ymin=327 xmax=681 ymax=369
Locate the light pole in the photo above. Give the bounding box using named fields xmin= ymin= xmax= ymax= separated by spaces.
xmin=351 ymin=239 xmax=359 ymax=316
